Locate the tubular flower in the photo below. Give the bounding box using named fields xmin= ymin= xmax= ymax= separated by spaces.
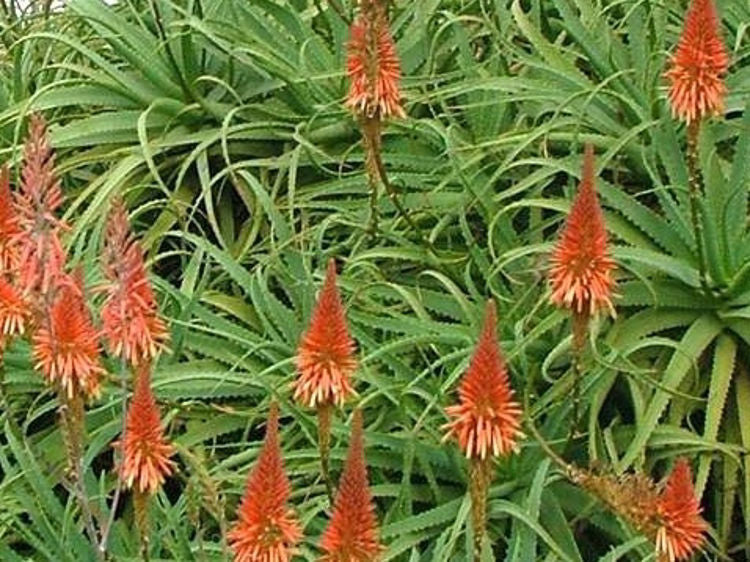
xmin=549 ymin=144 xmax=616 ymax=317
xmin=120 ymin=366 xmax=175 ymax=494
xmin=228 ymin=403 xmax=301 ymax=562
xmin=655 ymin=459 xmax=707 ymax=562
xmin=100 ymin=201 xmax=169 ymax=364
xmin=32 ymin=276 xmax=103 ymax=398
xmin=293 ymin=260 xmax=357 ymax=409
xmin=443 ymin=300 xmax=523 ymax=460
xmin=13 ymin=114 xmax=67 ymax=297
xmin=0 ymin=166 xmax=20 ymax=274
xmin=665 ymin=0 xmax=729 ymax=123
xmin=0 ymin=278 xmax=28 ymax=344
xmin=345 ymin=0 xmax=405 ymax=120
xmin=319 ymin=409 xmax=382 ymax=562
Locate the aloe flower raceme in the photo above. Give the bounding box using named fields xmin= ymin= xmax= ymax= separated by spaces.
xmin=345 ymin=0 xmax=416 ymax=238
xmin=549 ymin=144 xmax=616 ymax=330
xmin=319 ymin=409 xmax=382 ymax=562
xmin=118 ymin=365 xmax=175 ymax=556
xmin=0 ymin=166 xmax=20 ymax=275
xmin=443 ymin=300 xmax=522 ymax=557
xmin=13 ymin=114 xmax=67 ymax=299
xmin=665 ymin=0 xmax=729 ymax=124
xmin=655 ymin=459 xmax=707 ymax=562
xmin=101 ymin=200 xmax=169 ymax=365
xmin=345 ymin=0 xmax=404 ymax=120
xmin=293 ymin=259 xmax=356 ymax=501
xmin=572 ymin=458 xmax=707 ymax=562
xmin=119 ymin=365 xmax=175 ymax=494
xmin=32 ymin=274 xmax=103 ymax=400
xmin=228 ymin=403 xmax=301 ymax=562
xmin=294 ymin=260 xmax=357 ymax=409
xmin=664 ymin=0 xmax=729 ymax=292
xmin=549 ymin=145 xmax=615 ymax=432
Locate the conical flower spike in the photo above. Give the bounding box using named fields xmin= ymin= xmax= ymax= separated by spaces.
xmin=294 ymin=259 xmax=357 ymax=409
xmin=13 ymin=114 xmax=67 ymax=297
xmin=101 ymin=200 xmax=169 ymax=365
xmin=655 ymin=459 xmax=707 ymax=562
xmin=228 ymin=403 xmax=301 ymax=562
xmin=120 ymin=365 xmax=175 ymax=494
xmin=665 ymin=0 xmax=729 ymax=124
xmin=443 ymin=300 xmax=523 ymax=460
xmin=345 ymin=0 xmax=405 ymax=120
xmin=32 ymin=274 xmax=103 ymax=399
xmin=549 ymin=144 xmax=616 ymax=320
xmin=319 ymin=409 xmax=382 ymax=562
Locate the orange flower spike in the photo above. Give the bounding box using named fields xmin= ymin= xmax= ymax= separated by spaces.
xmin=14 ymin=115 xmax=67 ymax=296
xmin=346 ymin=0 xmax=405 ymax=120
xmin=101 ymin=201 xmax=169 ymax=364
xmin=319 ymin=409 xmax=382 ymax=562
xmin=665 ymin=0 xmax=729 ymax=124
xmin=120 ymin=366 xmax=175 ymax=494
xmin=228 ymin=403 xmax=301 ymax=562
xmin=549 ymin=144 xmax=616 ymax=317
xmin=32 ymin=276 xmax=103 ymax=399
xmin=0 ymin=165 xmax=21 ymax=274
xmin=293 ymin=260 xmax=357 ymax=409
xmin=443 ymin=300 xmax=523 ymax=460
xmin=655 ymin=459 xmax=707 ymax=562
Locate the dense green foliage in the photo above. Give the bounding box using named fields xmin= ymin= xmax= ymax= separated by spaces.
xmin=1 ymin=0 xmax=749 ymax=560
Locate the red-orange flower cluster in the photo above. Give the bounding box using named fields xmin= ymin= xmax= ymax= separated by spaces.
xmin=319 ymin=409 xmax=382 ymax=562
xmin=13 ymin=115 xmax=67 ymax=297
xmin=346 ymin=1 xmax=405 ymax=120
xmin=665 ymin=0 xmax=729 ymax=123
xmin=293 ymin=260 xmax=357 ymax=409
xmin=101 ymin=201 xmax=168 ymax=364
xmin=0 ymin=166 xmax=20 ymax=274
xmin=573 ymin=458 xmax=706 ymax=562
xmin=443 ymin=300 xmax=523 ymax=459
xmin=655 ymin=459 xmax=707 ymax=562
xmin=228 ymin=403 xmax=301 ymax=562
xmin=120 ymin=366 xmax=175 ymax=494
xmin=32 ymin=275 xmax=102 ymax=398
xmin=549 ymin=144 xmax=616 ymax=316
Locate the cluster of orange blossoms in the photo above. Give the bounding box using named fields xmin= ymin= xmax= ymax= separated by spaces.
xmin=229 ymin=405 xmax=381 ymax=561
xmin=293 ymin=259 xmax=357 ymax=409
xmin=2 ymin=0 xmax=727 ymax=557
xmin=101 ymin=203 xmax=174 ymax=495
xmin=32 ymin=274 xmax=103 ymax=399
xmin=574 ymin=459 xmax=707 ymax=562
xmin=101 ymin=201 xmax=170 ymax=364
xmin=3 ymin=115 xmax=104 ymax=400
xmin=0 ymin=115 xmax=174 ymax=500
xmin=345 ymin=0 xmax=405 ymax=120
xmin=443 ymin=300 xmax=522 ymax=460
xmin=228 ymin=403 xmax=301 ymax=562
xmin=319 ymin=409 xmax=382 ymax=562
xmin=665 ymin=0 xmax=729 ymax=124
xmin=548 ymin=144 xmax=616 ymax=319
xmin=119 ymin=365 xmax=176 ymax=495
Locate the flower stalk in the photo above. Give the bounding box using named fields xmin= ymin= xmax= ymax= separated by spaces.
xmin=686 ymin=120 xmax=710 ymax=293
xmin=318 ymin=402 xmax=335 ymax=503
xmin=468 ymin=456 xmax=492 ymax=559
